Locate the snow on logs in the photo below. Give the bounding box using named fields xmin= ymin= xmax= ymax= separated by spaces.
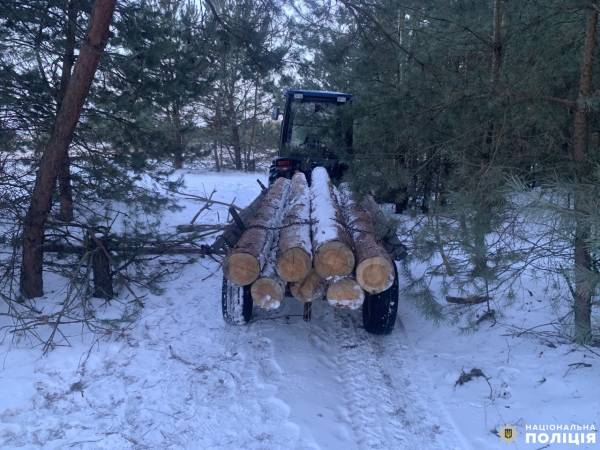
xmin=310 ymin=167 xmax=355 ymax=279
xmin=276 ymin=172 xmax=312 ymax=282
xmin=222 ymin=167 xmax=397 ymax=309
xmin=224 ymin=177 xmax=290 ymax=286
xmin=338 ymin=185 xmax=395 ymax=294
xmin=251 ymin=189 xmax=289 ymax=310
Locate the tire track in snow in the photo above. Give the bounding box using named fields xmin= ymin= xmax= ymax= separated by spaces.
xmin=372 ymin=323 xmax=472 ymax=450
xmin=309 ymin=308 xmax=462 ymax=450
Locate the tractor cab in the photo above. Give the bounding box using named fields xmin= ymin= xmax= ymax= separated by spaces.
xmin=269 ymin=89 xmax=353 ymax=184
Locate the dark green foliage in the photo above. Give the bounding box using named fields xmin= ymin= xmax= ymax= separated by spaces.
xmin=296 ymin=1 xmax=599 ymax=208
xmin=90 ymin=0 xmax=217 ymax=167
xmin=2 ymin=0 xmax=599 ymax=340
xmin=292 ymin=0 xmax=600 ymax=337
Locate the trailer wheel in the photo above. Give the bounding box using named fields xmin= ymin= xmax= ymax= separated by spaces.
xmin=222 ymin=275 xmax=253 ymax=324
xmin=362 ymin=263 xmax=399 ymax=335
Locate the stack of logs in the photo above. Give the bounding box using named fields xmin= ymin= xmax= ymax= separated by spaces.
xmin=223 ymin=167 xmax=395 ymax=310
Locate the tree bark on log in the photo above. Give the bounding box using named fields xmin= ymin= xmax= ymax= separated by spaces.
xmin=20 ymin=0 xmax=116 ymax=298
xmin=326 ymin=277 xmax=364 ymax=309
xmin=360 ymin=195 xmax=406 ymax=261
xmin=210 ymin=192 xmax=265 ymax=253
xmin=224 ymin=177 xmax=290 ymax=286
xmin=251 ymin=239 xmax=285 ymax=310
xmin=290 ymin=269 xmax=326 ymax=303
xmin=310 ymin=167 xmax=355 ymax=279
xmin=339 ymin=185 xmax=395 ymax=294
xmin=276 ymin=172 xmax=312 ymax=282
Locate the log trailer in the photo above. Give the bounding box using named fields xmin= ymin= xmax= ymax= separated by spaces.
xmin=219 ymin=89 xmax=405 ymax=335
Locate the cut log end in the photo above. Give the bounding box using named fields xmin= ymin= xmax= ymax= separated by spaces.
xmin=326 ymin=278 xmax=364 ymax=309
xmin=225 ymin=252 xmax=260 ymax=286
xmin=251 ymin=277 xmax=284 ymax=309
xmin=356 ymin=257 xmax=394 ymax=294
xmin=277 ymin=247 xmax=312 ymax=282
xmin=290 ymin=269 xmax=325 ymax=303
xmin=314 ymin=241 xmax=355 ymax=279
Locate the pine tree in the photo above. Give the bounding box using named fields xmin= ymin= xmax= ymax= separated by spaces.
xmin=20 ymin=0 xmax=117 ymax=298
xmin=295 ymin=0 xmax=600 ymax=340
xmin=90 ymin=0 xmax=216 ymax=169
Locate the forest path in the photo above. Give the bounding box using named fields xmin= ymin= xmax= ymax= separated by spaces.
xmin=0 ymin=170 xmax=468 ymax=449
xmin=248 ymin=294 xmax=469 ymax=450
xmin=0 ymin=261 xmax=467 ymax=449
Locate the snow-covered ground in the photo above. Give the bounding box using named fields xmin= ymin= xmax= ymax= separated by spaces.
xmin=0 ymin=169 xmax=598 ymax=449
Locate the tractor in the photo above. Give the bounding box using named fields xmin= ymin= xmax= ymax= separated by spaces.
xmin=268 ymin=89 xmax=353 ymax=185
xmin=220 ymin=89 xmax=401 ymax=334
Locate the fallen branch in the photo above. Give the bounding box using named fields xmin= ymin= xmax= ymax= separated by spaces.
xmin=175 ymin=224 xmax=224 ymax=233
xmin=210 ymin=187 xmax=267 ymax=253
xmin=446 ymin=295 xmax=491 ymax=305
xmin=166 ymin=187 xmax=241 ymax=210
xmin=454 ymin=367 xmax=493 ymax=399
xmin=43 ymin=243 xmax=215 ymax=255
xmin=190 ymin=189 xmax=216 ymax=224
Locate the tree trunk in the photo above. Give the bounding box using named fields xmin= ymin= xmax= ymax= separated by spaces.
xmin=226 ymin=86 xmax=242 ymax=170
xmin=395 ymin=6 xmax=407 ymax=85
xmin=360 ymin=194 xmax=407 ymax=261
xmin=251 ymin=276 xmax=284 ymax=309
xmin=251 ymin=194 xmax=285 ymax=309
xmin=326 ymin=277 xmax=364 ymax=309
xmin=89 ymin=234 xmax=113 ymax=299
xmin=56 ymin=0 xmax=79 ymax=222
xmin=224 ymin=177 xmax=290 ymax=285
xmin=213 ymin=140 xmax=221 ymax=172
xmin=481 ymin=0 xmax=503 ymax=161
xmin=20 ymin=0 xmax=116 ymax=299
xmin=276 ymin=172 xmax=312 ymax=282
xmin=248 ymin=79 xmax=259 ymax=171
xmin=572 ymin=8 xmax=597 ymax=344
xmin=339 ymin=185 xmax=394 ymax=294
xmin=490 ymin=0 xmax=502 ymax=91
xmin=57 ymin=154 xmax=74 ymax=222
xmin=251 ymin=239 xmax=285 ymax=310
xmin=290 ymin=269 xmax=326 ymax=303
xmin=231 ymin=123 xmax=242 ymax=170
xmin=214 ymin=93 xmax=223 ymax=171
xmin=172 ymin=104 xmax=184 ymax=169
xmin=211 ymin=193 xmax=266 ymax=253
xmin=310 ymin=167 xmax=355 ymax=279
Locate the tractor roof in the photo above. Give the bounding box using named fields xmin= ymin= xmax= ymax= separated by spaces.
xmin=284 ymin=89 xmax=352 ymax=100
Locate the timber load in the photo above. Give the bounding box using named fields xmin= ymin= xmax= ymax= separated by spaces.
xmin=223 ymin=177 xmax=290 ymax=286
xmin=338 ymin=184 xmax=395 ymax=294
xmin=222 ymin=166 xmax=401 ymax=310
xmin=276 ymin=172 xmax=312 ymax=282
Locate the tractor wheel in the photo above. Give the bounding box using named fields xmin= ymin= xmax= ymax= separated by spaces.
xmin=222 ymin=275 xmax=253 ymax=324
xmin=362 ymin=263 xmax=399 ymax=335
